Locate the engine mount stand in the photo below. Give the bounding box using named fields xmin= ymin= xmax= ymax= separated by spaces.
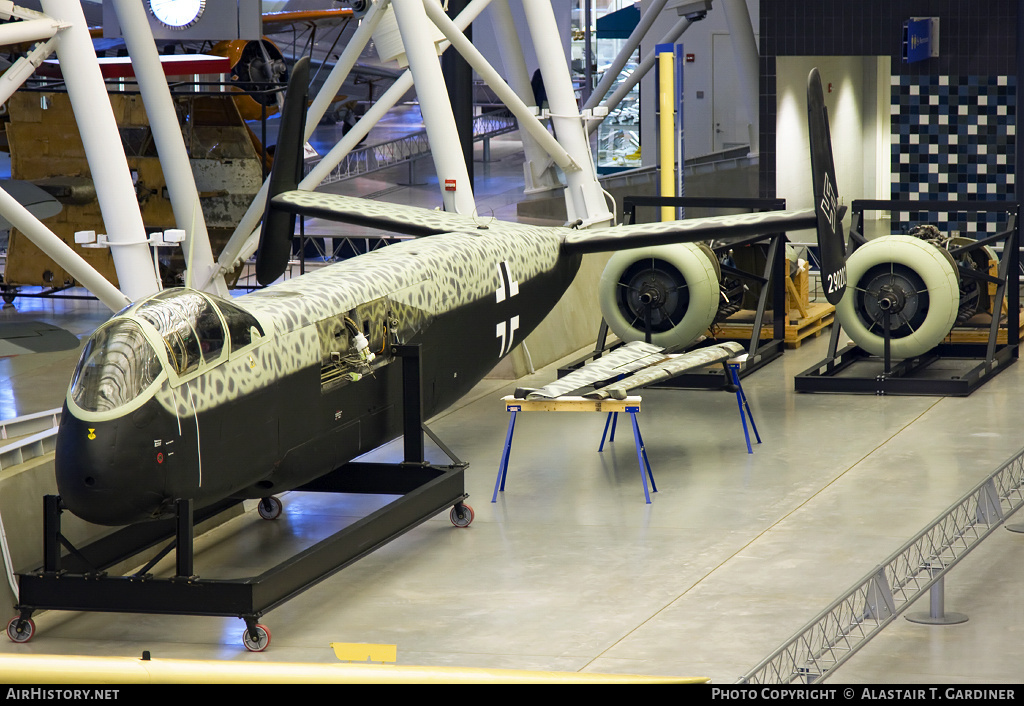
xmin=795 ymin=199 xmax=1020 ymax=396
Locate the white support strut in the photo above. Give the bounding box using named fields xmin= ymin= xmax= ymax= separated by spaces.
xmin=40 ymin=0 xmax=158 ymax=301
xmin=420 ymin=0 xmax=578 ymax=173
xmin=0 ymin=185 xmax=130 ymax=312
xmin=586 ymin=15 xmax=695 ymax=137
xmin=487 ymin=0 xmax=561 ymax=194
xmin=521 ymin=0 xmax=612 ymax=227
xmin=111 ymin=0 xmax=228 ymax=298
xmin=216 ymin=0 xmax=497 ymax=277
xmin=389 ymin=0 xmax=475 ymax=215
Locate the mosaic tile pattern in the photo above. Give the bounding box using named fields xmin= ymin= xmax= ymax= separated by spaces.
xmin=891 ymin=74 xmax=1016 ymax=234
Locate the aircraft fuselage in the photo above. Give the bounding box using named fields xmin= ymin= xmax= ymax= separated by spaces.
xmin=55 ymin=224 xmax=581 ymax=525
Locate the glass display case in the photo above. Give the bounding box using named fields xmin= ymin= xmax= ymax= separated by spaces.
xmin=595 ymin=49 xmax=640 ymax=173
xmin=592 ymin=5 xmax=641 ymax=173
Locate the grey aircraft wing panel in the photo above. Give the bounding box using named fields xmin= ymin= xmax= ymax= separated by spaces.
xmin=561 ymin=209 xmax=818 ymax=255
xmin=584 ymin=342 xmax=746 ymax=400
xmin=270 ymin=190 xmax=533 ymax=237
xmin=525 ymin=340 xmax=667 ymax=400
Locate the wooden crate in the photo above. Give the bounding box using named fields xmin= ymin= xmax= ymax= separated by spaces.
xmin=712 ymin=303 xmax=835 ymax=348
xmin=942 ymin=307 xmax=1024 ymax=345
xmin=710 ymin=259 xmax=835 ymax=348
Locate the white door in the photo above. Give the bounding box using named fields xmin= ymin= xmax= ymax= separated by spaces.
xmin=711 ymin=32 xmax=754 ymax=152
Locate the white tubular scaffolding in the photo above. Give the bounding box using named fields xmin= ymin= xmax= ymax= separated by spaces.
xmin=111 ymin=0 xmax=227 ymax=297
xmin=41 ymin=0 xmax=158 ymax=302
xmin=420 ymin=0 xmax=578 ymax=174
xmin=0 ymin=3 xmax=146 ymax=309
xmin=216 ymin=0 xmax=497 ymax=276
xmin=740 ymin=448 xmax=1024 ymax=684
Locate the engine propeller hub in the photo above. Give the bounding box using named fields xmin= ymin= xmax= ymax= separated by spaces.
xmin=637 ymin=285 xmax=663 ymax=307
xmin=874 ymin=284 xmax=905 ymax=313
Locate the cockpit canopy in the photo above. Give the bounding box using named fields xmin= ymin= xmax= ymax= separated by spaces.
xmin=71 ymin=319 xmax=161 ymax=413
xmin=70 ymin=289 xmax=264 ymax=413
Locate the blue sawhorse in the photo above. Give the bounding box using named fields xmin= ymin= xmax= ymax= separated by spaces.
xmin=493 ymin=395 xmax=656 ymax=504
xmin=598 ymin=356 xmax=761 ymax=456
xmin=725 ymin=358 xmax=762 ymax=453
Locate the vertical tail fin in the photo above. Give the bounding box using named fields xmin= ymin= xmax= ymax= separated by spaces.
xmin=807 ymin=68 xmax=847 ymax=305
xmin=255 ymin=56 xmax=310 ymax=286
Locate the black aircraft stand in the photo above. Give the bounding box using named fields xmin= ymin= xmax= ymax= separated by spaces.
xmin=11 ymin=345 xmax=472 ymax=651
xmin=795 ymin=200 xmax=1020 ymax=396
xmin=559 ymin=196 xmax=790 ymax=390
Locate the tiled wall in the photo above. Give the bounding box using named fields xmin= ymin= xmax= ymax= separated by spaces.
xmin=891 ymin=74 xmax=1016 ymax=232
xmin=760 ymin=0 xmax=1019 ymax=232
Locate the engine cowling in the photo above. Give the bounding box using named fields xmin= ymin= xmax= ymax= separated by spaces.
xmin=836 ymin=235 xmax=960 ymax=359
xmin=598 ymin=243 xmax=721 ymax=350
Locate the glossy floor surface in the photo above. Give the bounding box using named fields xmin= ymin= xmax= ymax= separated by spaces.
xmin=1 ymin=123 xmax=1023 ymax=684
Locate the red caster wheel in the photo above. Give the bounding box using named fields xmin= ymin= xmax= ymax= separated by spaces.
xmin=450 ymin=503 xmax=474 ymax=528
xmin=7 ymin=616 xmax=35 ymax=644
xmin=242 ymin=623 xmax=271 ymax=652
xmin=258 ymin=496 xmax=283 ymax=520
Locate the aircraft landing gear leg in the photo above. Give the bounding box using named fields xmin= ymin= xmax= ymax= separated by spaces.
xmin=7 ymin=611 xmax=36 ymax=644
xmin=241 ymin=618 xmax=271 ymax=652
xmin=258 ymin=496 xmax=283 ymax=520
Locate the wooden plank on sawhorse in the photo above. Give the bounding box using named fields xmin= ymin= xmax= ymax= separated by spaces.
xmin=493 ymin=396 xmax=656 ymax=504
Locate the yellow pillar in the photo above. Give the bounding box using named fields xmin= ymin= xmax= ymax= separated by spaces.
xmin=657 ymin=45 xmax=676 ymax=221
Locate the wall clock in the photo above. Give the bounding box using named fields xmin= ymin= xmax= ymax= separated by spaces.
xmin=148 ymin=0 xmax=207 ymax=30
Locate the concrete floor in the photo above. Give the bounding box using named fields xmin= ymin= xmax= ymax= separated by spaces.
xmin=1 ymin=126 xmax=1022 ymax=684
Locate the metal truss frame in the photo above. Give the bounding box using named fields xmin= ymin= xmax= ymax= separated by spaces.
xmin=740 ymin=447 xmax=1024 ymax=684
xmin=794 ymin=200 xmax=1020 ymax=396
xmin=559 ymin=196 xmax=789 ymax=390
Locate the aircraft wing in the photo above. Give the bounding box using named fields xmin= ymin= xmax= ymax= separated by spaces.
xmin=524 ymin=341 xmax=668 ymax=400
xmin=0 ymin=321 xmax=80 ymax=358
xmin=561 ymin=208 xmax=817 ymax=255
xmin=583 ymin=342 xmax=745 ymax=400
xmin=270 ymin=191 xmax=533 ymax=237
xmin=261 ymin=9 xmax=355 ymax=32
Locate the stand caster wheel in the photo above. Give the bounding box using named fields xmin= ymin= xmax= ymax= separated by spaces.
xmin=258 ymin=496 xmax=283 ymax=520
xmin=7 ymin=616 xmax=35 ymax=644
xmin=450 ymin=503 xmax=474 ymax=528
xmin=242 ymin=623 xmax=271 ymax=652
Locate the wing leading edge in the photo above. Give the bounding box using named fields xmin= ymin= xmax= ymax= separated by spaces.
xmin=560 ymin=208 xmax=818 ymax=255
xmin=269 ymin=190 xmax=533 ymax=238
xmin=270 ymin=191 xmax=817 ymax=249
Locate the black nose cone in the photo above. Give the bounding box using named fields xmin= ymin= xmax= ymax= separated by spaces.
xmin=55 ymin=411 xmax=166 ymax=526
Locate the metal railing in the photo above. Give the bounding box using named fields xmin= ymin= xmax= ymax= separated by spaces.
xmin=740 ymin=447 xmax=1024 ymax=683
xmin=0 ymin=408 xmax=61 ymax=472
xmin=306 ymin=110 xmax=517 ymax=185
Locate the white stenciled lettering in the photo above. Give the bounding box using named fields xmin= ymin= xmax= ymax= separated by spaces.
xmin=820 ymin=176 xmax=838 ymax=233
xmin=825 ymin=266 xmax=847 ymax=294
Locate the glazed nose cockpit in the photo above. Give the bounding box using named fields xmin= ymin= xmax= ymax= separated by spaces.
xmin=56 ymin=288 xmax=265 ymax=526
xmin=69 ymin=319 xmax=163 ymax=413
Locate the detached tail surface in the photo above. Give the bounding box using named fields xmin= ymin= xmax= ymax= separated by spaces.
xmin=807 ymin=67 xmax=847 ymax=305
xmin=256 ymin=56 xmax=310 ymax=286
